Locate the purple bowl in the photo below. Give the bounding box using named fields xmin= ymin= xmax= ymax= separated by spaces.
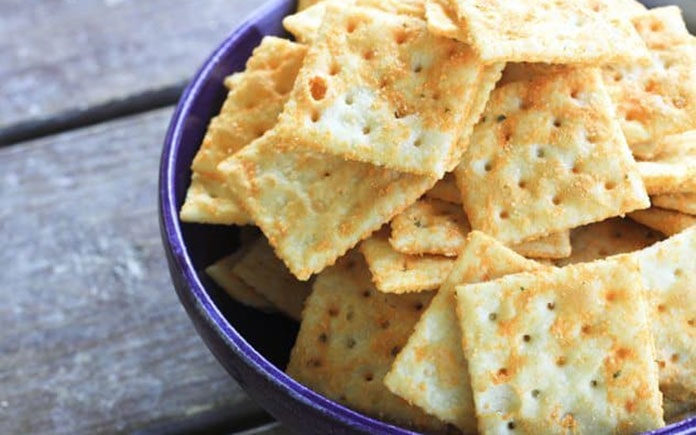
xmin=158 ymin=1 xmax=695 ymax=433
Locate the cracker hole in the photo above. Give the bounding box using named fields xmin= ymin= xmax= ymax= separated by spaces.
xmin=499 ymin=210 xmax=510 ymax=220
xmin=329 ymin=63 xmax=341 ymax=76
xmin=346 ymin=337 xmax=356 ymax=349
xmin=657 ymin=304 xmax=666 ymax=313
xmin=570 ymin=89 xmax=579 ymax=99
xmin=672 ymin=96 xmax=687 ymax=109
xmin=531 ymin=389 xmax=540 ymax=398
xmin=394 ymin=29 xmax=407 ymax=44
xmin=308 ymin=358 xmax=322 ymax=368
xmin=553 ymin=119 xmax=562 ymax=128
xmin=347 ymin=19 xmax=358 ymax=33
xmin=688 ymin=319 xmax=694 ymax=327
xmin=318 ymin=333 xmax=328 ymax=343
xmin=345 ymin=95 xmax=354 ymax=105
xmin=379 ymin=319 xmax=390 ymax=330
xmin=547 ymin=302 xmax=555 ymax=310
xmin=572 ymin=163 xmax=581 ymax=174
xmin=650 ymin=22 xmax=663 ymax=32
xmin=605 ymin=181 xmax=617 ymax=191
xmin=311 ymin=111 xmax=321 ymax=123
xmin=362 ymin=289 xmax=371 ymax=298
xmin=484 ymin=162 xmax=493 ymax=172
xmin=556 ymin=356 xmax=567 ymax=367
xmin=414 ymin=302 xmax=425 ymax=312
xmin=590 ymin=380 xmax=598 ymax=388
xmin=328 ymin=307 xmax=339 ymax=317
xmin=413 ymin=138 xmax=423 ymax=148
xmin=489 ymin=313 xmax=498 ymax=321
xmin=498 ymin=368 xmax=508 ymax=377
xmin=309 ymin=77 xmax=327 ymax=101
xmin=433 ymin=92 xmax=441 ymax=101
xmin=391 ymin=346 xmax=401 ymax=357
xmin=518 ymin=180 xmax=527 ymax=189
xmin=613 ymin=72 xmax=623 ymax=82
xmin=671 ymin=354 xmax=679 ymax=363
xmin=364 ymin=372 xmax=374 ymax=382
xmin=552 ymin=196 xmax=562 ymax=206
xmin=536 ymin=147 xmax=546 ymax=158
xmin=674 ymin=268 xmax=683 ymax=277
xmin=522 ymin=334 xmax=531 ymax=343
xmin=323 ymin=172 xmax=331 ymax=178
xmin=362 ymin=125 xmax=371 ymax=135
xmin=413 ymin=63 xmax=423 ymax=73
xmin=581 ymin=325 xmax=591 ymax=334
xmin=363 ymin=50 xmax=374 ymax=61
xmin=508 ymin=421 xmax=516 ymax=430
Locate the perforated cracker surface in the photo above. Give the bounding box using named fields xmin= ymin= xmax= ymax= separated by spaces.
xmin=449 ymin=0 xmax=649 ymax=64
xmin=455 ymin=256 xmax=664 ymax=434
xmin=457 ymin=66 xmax=649 ymax=245
xmin=274 ymin=4 xmax=491 ymax=177
xmin=180 ymin=37 xmax=306 ymax=225
xmin=286 ymin=252 xmax=445 ymax=431
xmin=633 ymin=228 xmax=696 ymax=402
xmin=219 ymin=129 xmax=435 ymax=281
xmin=385 ymin=232 xmax=543 ymax=432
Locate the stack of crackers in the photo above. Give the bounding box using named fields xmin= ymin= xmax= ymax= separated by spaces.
xmin=180 ymin=0 xmax=696 ymax=433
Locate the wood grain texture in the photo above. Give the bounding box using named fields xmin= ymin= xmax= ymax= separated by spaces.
xmin=0 ymin=0 xmax=270 ymax=142
xmin=0 ymin=108 xmax=265 ymax=434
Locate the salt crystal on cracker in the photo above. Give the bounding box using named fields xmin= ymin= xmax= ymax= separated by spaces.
xmin=447 ymin=0 xmax=649 ymax=64
xmin=385 ymin=231 xmax=543 ymax=432
xmin=286 ymin=251 xmax=445 ymax=431
xmin=218 ymin=129 xmax=435 ymax=281
xmin=180 ymin=37 xmax=306 ymax=225
xmin=556 ymin=218 xmax=662 ymax=267
xmin=603 ymin=7 xmax=696 ymax=159
xmin=632 ymin=227 xmax=696 ymax=403
xmin=359 ymin=229 xmax=454 ymax=294
xmin=455 ymin=255 xmax=664 ymax=433
xmin=457 ymin=66 xmax=649 ymax=245
xmin=275 ymin=4 xmax=497 ymax=177
xmin=389 ymin=198 xmax=571 ymax=259
xmin=629 ymin=208 xmax=696 ymax=237
xmin=232 ymin=237 xmax=312 ymax=321
xmin=205 ymin=249 xmax=275 ymax=313
xmin=652 ymin=193 xmax=696 ymax=216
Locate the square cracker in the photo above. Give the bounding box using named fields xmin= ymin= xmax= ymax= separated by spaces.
xmin=180 ymin=37 xmax=306 ymax=225
xmin=457 ymin=66 xmax=649 ymax=245
xmin=448 ymin=0 xmax=649 ymax=64
xmin=603 ymin=7 xmax=696 ymax=159
xmin=205 ymin=249 xmax=275 ymax=313
xmin=628 ymin=208 xmax=696 ymax=237
xmin=231 ymin=237 xmax=313 ymax=321
xmin=359 ymin=229 xmax=454 ymax=294
xmin=631 ymin=227 xmax=696 ymax=402
xmin=389 ymin=198 xmax=571 ymax=259
xmin=218 ymin=128 xmax=435 ymax=281
xmin=286 ymin=251 xmax=446 ymax=432
xmin=555 ymin=217 xmax=663 ymax=267
xmin=651 ymin=192 xmax=696 ymax=216
xmin=273 ymin=4 xmax=498 ymax=177
xmin=454 ymin=255 xmax=664 ymax=434
xmin=385 ymin=231 xmax=544 ymax=432
xmin=637 ymin=130 xmax=696 ymax=195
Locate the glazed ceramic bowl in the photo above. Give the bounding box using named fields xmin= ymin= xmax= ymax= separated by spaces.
xmin=159 ymin=0 xmax=695 ymax=433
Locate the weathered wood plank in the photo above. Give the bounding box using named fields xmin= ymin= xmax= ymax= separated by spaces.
xmin=0 ymin=108 xmax=268 ymax=434
xmin=0 ymin=0 xmax=272 ymax=144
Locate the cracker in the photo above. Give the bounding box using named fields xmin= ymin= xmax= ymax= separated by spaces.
xmin=632 ymin=227 xmax=696 ymax=402
xmin=555 ymin=217 xmax=663 ymax=267
xmin=457 ymin=66 xmax=649 ymax=245
xmin=424 ymin=172 xmax=461 ymax=204
xmin=389 ymin=198 xmax=571 ymax=259
xmin=424 ymin=0 xmax=469 ymax=42
xmin=219 ymin=128 xmax=436 ymax=281
xmin=273 ymin=4 xmax=496 ymax=177
xmin=180 ymin=37 xmax=307 ymax=225
xmin=637 ymin=131 xmax=696 ymax=194
xmin=628 ymin=208 xmax=696 ymax=237
xmin=603 ymin=7 xmax=696 ymax=159
xmin=651 ymin=192 xmax=696 ymax=216
xmin=205 ymin=249 xmax=275 ymax=312
xmin=285 ymin=251 xmax=445 ymax=431
xmin=448 ymin=0 xmax=649 ymax=64
xmin=385 ymin=231 xmax=543 ymax=432
xmin=231 ymin=237 xmax=313 ymax=321
xmin=297 ymin=0 xmax=324 ymax=12
xmin=454 ymin=256 xmax=664 ymax=433
xmin=285 ymin=0 xmax=427 ymax=44
xmin=359 ymin=229 xmax=454 ymax=294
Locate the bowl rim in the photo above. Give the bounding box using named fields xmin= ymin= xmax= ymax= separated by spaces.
xmin=158 ymin=1 xmax=696 ymax=433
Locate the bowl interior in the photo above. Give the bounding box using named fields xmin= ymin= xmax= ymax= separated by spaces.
xmin=162 ymin=1 xmax=696 ymax=433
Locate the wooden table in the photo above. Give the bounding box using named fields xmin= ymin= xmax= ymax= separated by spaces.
xmin=0 ymin=1 xmax=289 ymax=433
